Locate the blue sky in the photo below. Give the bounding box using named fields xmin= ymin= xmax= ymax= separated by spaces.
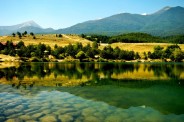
xmin=0 ymin=0 xmax=184 ymax=29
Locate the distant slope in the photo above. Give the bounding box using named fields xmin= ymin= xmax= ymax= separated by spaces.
xmin=81 ymin=32 xmax=184 ymax=44
xmin=56 ymin=13 xmax=147 ymax=34
xmin=141 ymin=6 xmax=184 ymax=35
xmin=0 ymin=21 xmax=54 ymax=35
xmin=55 ymin=6 xmax=184 ymax=36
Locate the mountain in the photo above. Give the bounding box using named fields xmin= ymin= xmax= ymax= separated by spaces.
xmin=16 ymin=20 xmax=42 ymax=29
xmin=0 ymin=21 xmax=54 ymax=35
xmin=55 ymin=6 xmax=184 ymax=36
xmin=141 ymin=6 xmax=184 ymax=35
xmin=0 ymin=6 xmax=184 ymax=36
xmin=56 ymin=13 xmax=147 ymax=34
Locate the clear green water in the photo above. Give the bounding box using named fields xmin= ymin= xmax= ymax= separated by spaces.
xmin=0 ymin=62 xmax=184 ymax=122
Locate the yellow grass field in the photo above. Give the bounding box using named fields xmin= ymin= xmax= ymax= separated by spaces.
xmin=100 ymin=43 xmax=184 ymax=53
xmin=0 ymin=34 xmax=92 ymax=48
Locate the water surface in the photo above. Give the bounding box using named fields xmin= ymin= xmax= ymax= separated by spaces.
xmin=0 ymin=62 xmax=184 ymax=122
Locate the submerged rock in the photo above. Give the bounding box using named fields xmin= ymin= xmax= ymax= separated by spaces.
xmin=40 ymin=115 xmax=57 ymax=122
xmin=83 ymin=116 xmax=100 ymax=122
xmin=105 ymin=115 xmax=124 ymax=122
xmin=41 ymin=110 xmax=51 ymax=114
xmin=32 ymin=112 xmax=44 ymax=119
xmin=75 ymin=117 xmax=84 ymax=122
xmin=73 ymin=103 xmax=86 ymax=109
xmin=81 ymin=108 xmax=97 ymax=116
xmin=4 ymin=109 xmax=16 ymax=116
xmin=6 ymin=113 xmax=24 ymax=119
xmin=5 ymin=118 xmax=22 ymax=122
xmin=14 ymin=105 xmax=24 ymax=112
xmin=58 ymin=114 xmax=74 ymax=122
xmin=57 ymin=108 xmax=75 ymax=114
xmin=19 ymin=115 xmax=32 ymax=121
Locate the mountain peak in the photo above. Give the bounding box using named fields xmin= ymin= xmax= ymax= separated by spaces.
xmin=18 ymin=20 xmax=42 ymax=29
xmin=153 ymin=6 xmax=184 ymax=15
xmin=163 ymin=6 xmax=172 ymax=10
xmin=153 ymin=6 xmax=172 ymax=15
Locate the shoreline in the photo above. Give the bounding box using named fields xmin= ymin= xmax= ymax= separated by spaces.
xmin=0 ymin=54 xmax=183 ymax=64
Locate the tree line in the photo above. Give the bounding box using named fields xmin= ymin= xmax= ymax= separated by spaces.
xmin=81 ymin=33 xmax=184 ymax=44
xmin=147 ymin=45 xmax=184 ymax=62
xmin=0 ymin=40 xmax=139 ymax=61
xmin=0 ymin=41 xmax=184 ymax=62
xmin=12 ymin=31 xmax=36 ymax=39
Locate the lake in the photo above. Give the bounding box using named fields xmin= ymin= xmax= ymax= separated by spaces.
xmin=0 ymin=62 xmax=184 ymax=122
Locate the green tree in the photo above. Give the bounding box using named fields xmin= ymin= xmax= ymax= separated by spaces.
xmin=83 ymin=43 xmax=91 ymax=52
xmin=119 ymin=50 xmax=127 ymax=60
xmin=24 ymin=31 xmax=27 ymax=35
xmin=26 ymin=45 xmax=36 ymax=57
xmin=58 ymin=34 xmax=62 ymax=37
xmin=51 ymin=46 xmax=64 ymax=59
xmin=30 ymin=32 xmax=34 ymax=36
xmin=170 ymin=49 xmax=184 ymax=62
xmin=127 ymin=51 xmax=135 ymax=60
xmin=135 ymin=52 xmax=141 ymax=59
xmin=92 ymin=41 xmax=98 ymax=49
xmin=81 ymin=34 xmax=85 ymax=38
xmin=164 ymin=45 xmax=180 ymax=58
xmin=113 ymin=47 xmax=121 ymax=59
xmin=54 ymin=44 xmax=58 ymax=49
xmin=143 ymin=52 xmax=148 ymax=60
xmin=76 ymin=51 xmax=87 ymax=61
xmin=17 ymin=41 xmax=25 ymax=49
xmin=35 ymin=43 xmax=46 ymax=58
xmin=86 ymin=49 xmax=95 ymax=58
xmin=65 ymin=43 xmax=75 ymax=57
xmin=74 ymin=42 xmax=83 ymax=53
xmin=150 ymin=46 xmax=164 ymax=59
xmin=100 ymin=46 xmax=114 ymax=59
xmin=17 ymin=32 xmax=22 ymax=39
xmin=17 ymin=46 xmax=27 ymax=57
xmin=12 ymin=33 xmax=16 ymax=37
xmin=0 ymin=42 xmax=4 ymax=51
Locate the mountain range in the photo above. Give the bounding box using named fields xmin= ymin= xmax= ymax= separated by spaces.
xmin=0 ymin=6 xmax=184 ymax=36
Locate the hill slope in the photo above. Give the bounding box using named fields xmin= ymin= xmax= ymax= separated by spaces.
xmin=141 ymin=6 xmax=184 ymax=35
xmin=56 ymin=6 xmax=184 ymax=36
xmin=0 ymin=34 xmax=91 ymax=47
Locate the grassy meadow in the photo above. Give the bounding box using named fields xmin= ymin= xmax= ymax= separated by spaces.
xmin=0 ymin=34 xmax=92 ymax=48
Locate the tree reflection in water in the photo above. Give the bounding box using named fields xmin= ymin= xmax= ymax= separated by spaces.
xmin=0 ymin=63 xmax=183 ymax=88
